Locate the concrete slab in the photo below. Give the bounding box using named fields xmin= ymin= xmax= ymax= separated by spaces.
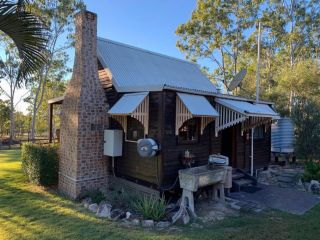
xmin=230 ymin=184 xmax=320 ymax=215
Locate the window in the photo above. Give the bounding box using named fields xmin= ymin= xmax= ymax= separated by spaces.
xmin=126 ymin=116 xmax=144 ymax=141
xmin=178 ymin=118 xmax=199 ymax=144
xmin=253 ymin=126 xmax=265 ymax=139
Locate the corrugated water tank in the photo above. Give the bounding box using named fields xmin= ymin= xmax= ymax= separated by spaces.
xmin=271 ymin=118 xmax=295 ymax=153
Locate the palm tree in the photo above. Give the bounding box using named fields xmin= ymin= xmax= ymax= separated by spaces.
xmin=0 ymin=0 xmax=47 ymax=86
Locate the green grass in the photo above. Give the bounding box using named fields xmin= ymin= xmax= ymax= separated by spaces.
xmin=0 ymin=149 xmax=320 ymax=240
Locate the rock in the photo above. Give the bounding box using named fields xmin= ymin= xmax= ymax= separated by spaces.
xmin=96 ymin=203 xmax=112 ymax=218
xmin=125 ymin=211 xmax=131 ymax=219
xmin=141 ymin=220 xmax=154 ymax=227
xmin=88 ymin=203 xmax=98 ymax=213
xmin=156 ymin=221 xmax=171 ymax=228
xmin=304 ymin=182 xmax=311 ymax=191
xmin=309 ymin=180 xmax=320 ymax=194
xmin=258 ymin=171 xmax=271 ymax=184
xmin=131 ymin=219 xmax=140 ymax=226
xmin=120 ymin=219 xmax=132 ymax=227
xmin=82 ymin=197 xmax=92 ymax=208
xmin=295 ymin=179 xmax=306 ymax=191
xmin=111 ymin=209 xmax=125 ymax=220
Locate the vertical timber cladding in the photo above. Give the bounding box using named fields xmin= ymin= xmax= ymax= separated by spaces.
xmin=161 ymin=90 xmax=221 ymax=186
xmin=106 ymin=91 xmax=163 ymax=188
xmin=252 ymin=125 xmax=272 ymax=169
xmin=236 ymin=124 xmax=272 ymax=171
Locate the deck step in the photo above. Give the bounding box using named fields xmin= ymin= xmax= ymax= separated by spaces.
xmin=232 ymin=173 xmax=245 ymax=180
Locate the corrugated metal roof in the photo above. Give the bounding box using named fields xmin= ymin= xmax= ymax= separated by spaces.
xmin=97 ymin=37 xmax=217 ymax=94
xmin=215 ymin=98 xmax=279 ymax=118
xmin=108 ymin=92 xmax=148 ymax=115
xmin=177 ymin=93 xmax=219 ymax=117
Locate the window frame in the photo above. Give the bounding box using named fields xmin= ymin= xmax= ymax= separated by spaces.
xmin=125 ymin=116 xmax=145 ymax=142
xmin=253 ymin=125 xmax=265 ymax=140
xmin=177 ymin=118 xmax=200 ymax=145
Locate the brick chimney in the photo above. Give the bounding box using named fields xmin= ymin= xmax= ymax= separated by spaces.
xmin=59 ymin=11 xmax=109 ymax=199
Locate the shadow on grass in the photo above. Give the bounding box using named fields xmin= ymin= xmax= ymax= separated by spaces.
xmin=0 ymin=181 xmax=181 ymax=240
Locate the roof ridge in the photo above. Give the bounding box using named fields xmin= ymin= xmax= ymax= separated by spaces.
xmin=97 ymin=37 xmax=195 ymax=65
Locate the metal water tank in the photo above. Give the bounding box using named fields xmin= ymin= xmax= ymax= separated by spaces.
xmin=271 ymin=118 xmax=295 ymax=153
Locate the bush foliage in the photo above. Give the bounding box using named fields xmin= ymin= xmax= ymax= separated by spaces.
xmin=21 ymin=143 xmax=59 ymax=186
xmin=303 ymin=161 xmax=320 ymax=182
xmin=292 ymin=97 xmax=320 ymax=160
xmin=133 ymin=195 xmax=167 ymax=221
xmin=81 ymin=189 xmax=106 ymax=204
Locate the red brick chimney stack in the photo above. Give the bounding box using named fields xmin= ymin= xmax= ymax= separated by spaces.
xmin=59 ymin=11 xmax=109 ymax=199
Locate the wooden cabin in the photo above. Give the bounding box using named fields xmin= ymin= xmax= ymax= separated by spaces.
xmin=50 ymin=11 xmax=279 ymax=199
xmin=96 ymin=38 xmax=278 ymax=190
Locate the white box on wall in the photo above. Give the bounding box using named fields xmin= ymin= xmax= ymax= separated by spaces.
xmin=104 ymin=129 xmax=123 ymax=156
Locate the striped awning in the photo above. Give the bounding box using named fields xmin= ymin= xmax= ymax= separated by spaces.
xmin=108 ymin=92 xmax=148 ymax=115
xmin=214 ymin=98 xmax=279 ymax=134
xmin=108 ymin=92 xmax=149 ymax=135
xmin=215 ymin=98 xmax=279 ymax=118
xmin=176 ymin=93 xmax=219 ymax=135
xmin=177 ymin=93 xmax=219 ymax=117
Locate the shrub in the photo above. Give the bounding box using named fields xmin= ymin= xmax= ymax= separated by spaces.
xmin=21 ymin=143 xmax=59 ymax=186
xmin=105 ymin=188 xmax=141 ymax=210
xmin=132 ymin=195 xmax=166 ymax=221
xmin=303 ymin=161 xmax=320 ymax=182
xmin=81 ymin=189 xmax=106 ymax=204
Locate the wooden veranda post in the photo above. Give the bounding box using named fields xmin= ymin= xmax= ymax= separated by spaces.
xmin=49 ymin=103 xmax=53 ymax=143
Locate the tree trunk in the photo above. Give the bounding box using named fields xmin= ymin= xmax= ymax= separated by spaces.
xmin=30 ymin=103 xmax=37 ymax=142
xmin=9 ymin=98 xmax=14 ymax=148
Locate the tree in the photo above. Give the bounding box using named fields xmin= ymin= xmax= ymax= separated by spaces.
xmin=176 ymin=0 xmax=262 ymax=88
xmin=292 ymin=97 xmax=320 ymax=160
xmin=270 ymin=60 xmax=320 ymax=116
xmin=0 ymin=45 xmax=29 ymax=145
xmin=25 ymin=80 xmax=65 ymax=136
xmin=176 ymin=1 xmax=320 ymax=160
xmin=177 ymin=1 xmax=320 ymax=110
xmin=0 ymin=99 xmax=10 ymax=137
xmin=27 ymin=0 xmax=84 ymax=140
xmin=14 ymin=111 xmax=30 ymax=137
xmin=260 ymin=0 xmax=320 ymax=113
xmin=0 ymin=0 xmax=47 ymax=85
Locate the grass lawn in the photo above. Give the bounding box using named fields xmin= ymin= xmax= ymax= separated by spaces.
xmin=0 ymin=149 xmax=320 ymax=240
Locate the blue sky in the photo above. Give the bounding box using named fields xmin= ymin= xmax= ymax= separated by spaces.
xmin=84 ymin=0 xmax=196 ymax=60
xmin=1 ymin=0 xmax=197 ymax=113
